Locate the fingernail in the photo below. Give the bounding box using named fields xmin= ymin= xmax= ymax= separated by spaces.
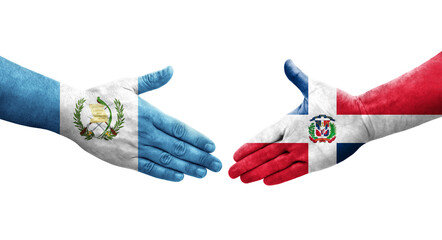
xmin=205 ymin=143 xmax=215 ymax=152
xmin=174 ymin=173 xmax=184 ymax=181
xmin=196 ymin=168 xmax=207 ymax=178
xmin=210 ymin=161 xmax=222 ymax=172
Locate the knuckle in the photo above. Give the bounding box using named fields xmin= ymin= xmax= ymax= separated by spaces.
xmin=159 ymin=152 xmax=172 ymax=165
xmin=140 ymin=161 xmax=154 ymax=174
xmin=153 ymin=115 xmax=164 ymax=128
xmin=193 ymin=137 xmax=201 ymax=146
xmin=141 ymin=74 xmax=155 ymax=90
xmin=184 ymin=162 xmax=193 ymax=173
xmin=198 ymin=152 xmax=210 ymax=166
xmin=173 ymin=141 xmax=187 ymax=156
xmin=165 ymin=169 xmax=178 ymax=180
xmin=173 ymin=123 xmax=186 ymax=138
xmin=141 ymin=132 xmax=154 ymax=144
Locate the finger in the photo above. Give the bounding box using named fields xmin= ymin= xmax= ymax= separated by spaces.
xmin=138 ymin=66 xmax=174 ymax=94
xmin=284 ymin=59 xmax=308 ymax=98
xmin=233 ymin=143 xmax=269 ymax=162
xmin=240 ymin=153 xmax=293 ymax=183
xmin=139 ymin=145 xmax=208 ymax=178
xmin=263 ymin=162 xmax=308 ymax=185
xmin=151 ymin=131 xmax=222 ymax=172
xmin=229 ymin=143 xmax=287 ymax=179
xmin=138 ymin=158 xmax=184 ymax=182
xmin=152 ymin=112 xmax=216 ymax=153
xmin=233 ymin=122 xmax=285 ymax=162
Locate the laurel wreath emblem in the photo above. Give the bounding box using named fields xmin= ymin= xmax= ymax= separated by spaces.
xmin=73 ymin=98 xmax=125 ymax=141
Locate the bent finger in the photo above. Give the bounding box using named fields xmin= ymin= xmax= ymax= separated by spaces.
xmin=152 ymin=131 xmax=222 ymax=172
xmin=233 ymin=123 xmax=285 ymax=161
xmin=229 ymin=143 xmax=287 ymax=179
xmin=153 ymin=112 xmax=216 ymax=153
xmin=263 ymin=162 xmax=308 ymax=185
xmin=138 ymin=158 xmax=184 ymax=182
xmin=240 ymin=153 xmax=294 ymax=183
xmin=139 ymin=146 xmax=208 ymax=178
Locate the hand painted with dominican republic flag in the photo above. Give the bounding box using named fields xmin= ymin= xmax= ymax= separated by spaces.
xmin=229 ymin=53 xmax=442 ymax=185
xmin=0 ymin=57 xmax=222 ymax=181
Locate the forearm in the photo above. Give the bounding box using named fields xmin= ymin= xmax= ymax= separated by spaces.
xmin=0 ymin=57 xmax=60 ymax=133
xmin=339 ymin=52 xmax=442 ymax=140
xmin=359 ymin=52 xmax=442 ymax=114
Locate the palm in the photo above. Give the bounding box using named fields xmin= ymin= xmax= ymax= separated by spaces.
xmin=229 ymin=60 xmax=369 ymax=185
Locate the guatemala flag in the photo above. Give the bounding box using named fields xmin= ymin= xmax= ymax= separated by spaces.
xmin=0 ymin=56 xmax=221 ymax=182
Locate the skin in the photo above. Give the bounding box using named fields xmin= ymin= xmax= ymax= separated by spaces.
xmin=61 ymin=66 xmax=223 ymax=182
xmin=229 ymin=56 xmax=441 ymax=185
xmin=0 ymin=56 xmax=222 ymax=182
xmin=229 ymin=60 xmax=368 ymax=185
xmin=96 ymin=96 xmax=112 ymax=138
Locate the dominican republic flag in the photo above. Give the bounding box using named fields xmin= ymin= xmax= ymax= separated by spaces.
xmin=229 ymin=53 xmax=442 ymax=185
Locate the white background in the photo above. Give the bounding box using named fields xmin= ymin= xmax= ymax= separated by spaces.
xmin=0 ymin=1 xmax=441 ymax=239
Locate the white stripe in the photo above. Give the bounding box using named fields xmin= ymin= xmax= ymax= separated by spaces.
xmin=60 ymin=79 xmax=139 ymax=170
xmin=245 ymin=78 xmax=440 ymax=174
xmin=307 ymin=80 xmax=338 ymax=172
xmin=309 ymin=142 xmax=337 ymax=172
xmin=365 ymin=115 xmax=440 ymax=140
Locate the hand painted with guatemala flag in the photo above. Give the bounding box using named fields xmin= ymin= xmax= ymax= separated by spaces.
xmin=0 ymin=57 xmax=222 ymax=181
xmin=229 ymin=53 xmax=442 ymax=185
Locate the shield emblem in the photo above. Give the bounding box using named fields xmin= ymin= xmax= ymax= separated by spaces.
xmin=309 ymin=115 xmax=336 ymax=143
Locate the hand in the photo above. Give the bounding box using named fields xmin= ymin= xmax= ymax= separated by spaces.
xmin=61 ymin=66 xmax=222 ymax=181
xmin=229 ymin=60 xmax=370 ymax=185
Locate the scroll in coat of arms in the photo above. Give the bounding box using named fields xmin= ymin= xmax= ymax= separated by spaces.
xmin=89 ymin=104 xmax=109 ymax=123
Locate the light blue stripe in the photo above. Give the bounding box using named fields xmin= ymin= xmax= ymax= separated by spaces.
xmin=0 ymin=57 xmax=60 ymax=133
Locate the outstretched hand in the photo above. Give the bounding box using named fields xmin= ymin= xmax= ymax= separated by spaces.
xmin=61 ymin=67 xmax=222 ymax=181
xmin=229 ymin=60 xmax=369 ymax=185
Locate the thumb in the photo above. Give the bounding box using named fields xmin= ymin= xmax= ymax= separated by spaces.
xmin=284 ymin=59 xmax=308 ymax=98
xmin=137 ymin=66 xmax=174 ymax=94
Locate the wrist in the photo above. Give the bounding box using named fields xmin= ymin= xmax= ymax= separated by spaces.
xmin=60 ymin=84 xmax=84 ymax=140
xmin=354 ymin=94 xmax=376 ymax=141
xmin=336 ymin=89 xmax=374 ymax=142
